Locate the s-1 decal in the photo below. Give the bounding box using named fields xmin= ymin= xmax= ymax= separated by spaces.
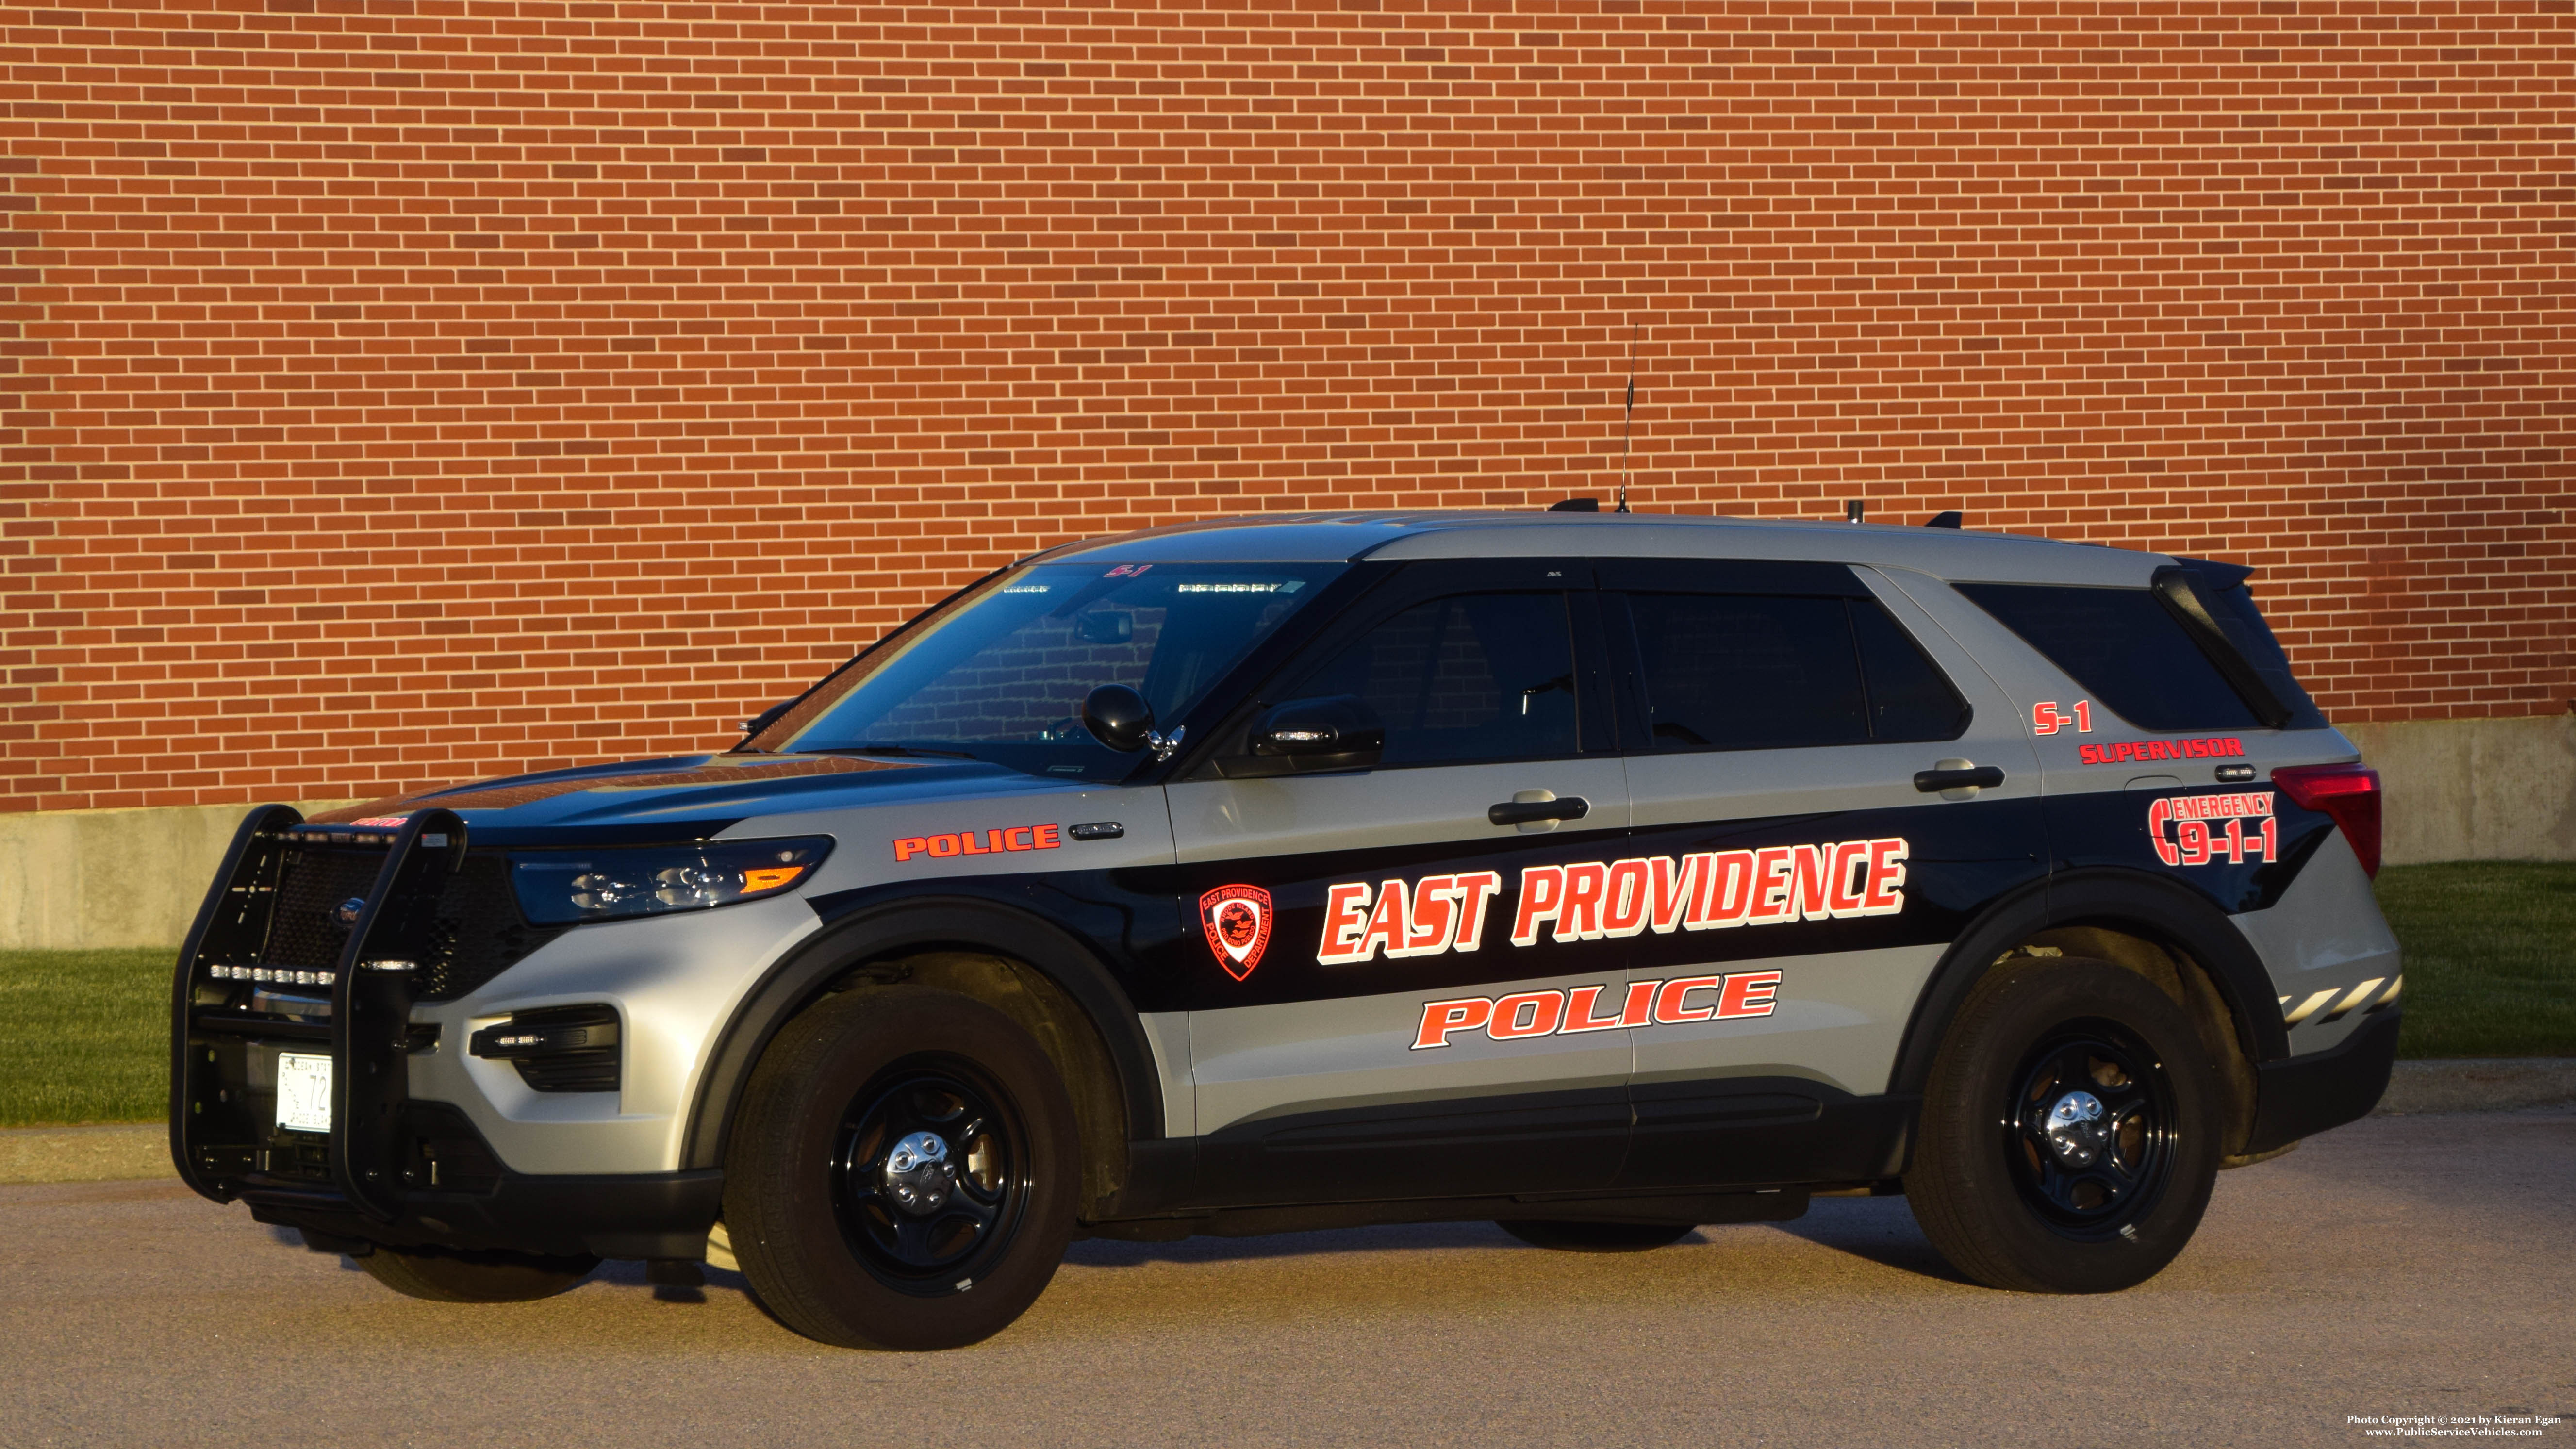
xmin=1199 ymin=884 xmax=1275 ymax=982
xmin=2081 ymin=737 xmax=2246 ymax=766
xmin=1412 ymin=971 xmax=1784 ymax=1050
xmin=1316 ymin=840 xmax=1909 ymax=966
xmin=2031 ymin=700 xmax=2093 ymax=736
xmin=893 ymin=824 xmax=1063 ymax=862
xmin=2148 ymin=791 xmax=2278 ymax=867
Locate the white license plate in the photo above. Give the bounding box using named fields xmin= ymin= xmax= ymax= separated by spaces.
xmin=275 ymin=1052 xmax=333 ymax=1135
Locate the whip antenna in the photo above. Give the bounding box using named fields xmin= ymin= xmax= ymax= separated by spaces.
xmin=1616 ymin=322 xmax=1639 ymax=514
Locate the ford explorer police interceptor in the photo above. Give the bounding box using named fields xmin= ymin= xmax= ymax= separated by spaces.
xmin=169 ymin=510 xmax=2399 ymax=1350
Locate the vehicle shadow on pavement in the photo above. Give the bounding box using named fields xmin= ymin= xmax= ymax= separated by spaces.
xmin=1062 ymin=1218 xmax=1527 ymax=1268
xmin=1758 ymin=1195 xmax=1974 ymax=1285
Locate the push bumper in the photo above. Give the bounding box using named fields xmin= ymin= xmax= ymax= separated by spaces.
xmin=2243 ymin=1010 xmax=2399 ymax=1155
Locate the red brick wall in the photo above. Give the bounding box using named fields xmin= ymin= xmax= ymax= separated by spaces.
xmin=5 ymin=0 xmax=2572 ymax=811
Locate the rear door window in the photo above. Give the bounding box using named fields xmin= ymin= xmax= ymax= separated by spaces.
xmin=1953 ymin=583 xmax=2265 ymax=731
xmin=1618 ymin=593 xmax=1969 ymax=751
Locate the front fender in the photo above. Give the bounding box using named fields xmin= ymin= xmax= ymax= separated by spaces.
xmin=679 ymin=895 xmax=1167 ymax=1172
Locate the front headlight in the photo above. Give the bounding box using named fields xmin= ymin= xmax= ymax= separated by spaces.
xmin=510 ymin=837 xmax=835 ymax=925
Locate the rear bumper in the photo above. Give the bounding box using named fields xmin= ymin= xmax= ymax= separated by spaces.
xmin=242 ymin=1168 xmax=725 ymax=1261
xmin=2244 ymin=1009 xmax=2399 ymax=1155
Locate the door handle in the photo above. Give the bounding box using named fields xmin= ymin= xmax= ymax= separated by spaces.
xmin=1488 ymin=796 xmax=1591 ymax=827
xmin=1914 ymin=765 xmax=2005 ymax=793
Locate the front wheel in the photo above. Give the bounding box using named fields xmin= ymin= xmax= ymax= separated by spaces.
xmin=723 ymin=986 xmax=1081 ymax=1351
xmin=1905 ymin=957 xmax=2223 ymax=1294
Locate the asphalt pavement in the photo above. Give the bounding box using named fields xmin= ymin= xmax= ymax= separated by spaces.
xmin=2 ymin=1106 xmax=2569 ymax=1448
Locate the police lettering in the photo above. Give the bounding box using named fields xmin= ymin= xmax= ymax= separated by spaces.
xmin=893 ymin=824 xmax=1062 ymax=862
xmin=1412 ymin=971 xmax=1784 ymax=1050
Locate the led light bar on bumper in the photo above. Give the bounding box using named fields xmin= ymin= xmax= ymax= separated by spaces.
xmin=508 ymin=836 xmax=833 ymax=925
xmin=470 ymin=1004 xmax=622 ymax=1092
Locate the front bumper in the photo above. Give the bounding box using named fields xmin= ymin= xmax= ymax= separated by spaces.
xmin=169 ymin=807 xmax=761 ymax=1257
xmin=2243 ymin=1009 xmax=2400 ymax=1155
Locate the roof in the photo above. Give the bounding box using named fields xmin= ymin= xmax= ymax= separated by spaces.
xmin=1031 ymin=509 xmax=2172 ymax=588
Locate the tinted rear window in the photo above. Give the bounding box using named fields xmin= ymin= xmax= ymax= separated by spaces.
xmin=1954 ymin=583 xmax=2264 ymax=731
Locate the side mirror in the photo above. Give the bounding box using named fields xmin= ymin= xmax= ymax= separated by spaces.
xmin=1081 ymin=685 xmax=1158 ymax=754
xmin=1250 ymin=695 xmax=1385 ymax=771
xmin=739 ymin=697 xmax=798 ymax=736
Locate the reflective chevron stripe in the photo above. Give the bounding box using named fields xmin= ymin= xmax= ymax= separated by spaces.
xmin=2279 ymin=976 xmax=2403 ymax=1028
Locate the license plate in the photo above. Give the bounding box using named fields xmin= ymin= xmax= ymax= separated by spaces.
xmin=275 ymin=1052 xmax=333 ymax=1134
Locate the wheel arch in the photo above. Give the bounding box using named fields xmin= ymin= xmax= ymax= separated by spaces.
xmin=682 ymin=898 xmax=1166 ymax=1213
xmin=1890 ymin=868 xmax=2290 ymax=1154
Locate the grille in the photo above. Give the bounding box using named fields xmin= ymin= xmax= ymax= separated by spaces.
xmin=262 ymin=846 xmax=386 ymax=969
xmin=258 ymin=843 xmax=563 ymax=1000
xmin=416 ymin=854 xmax=567 ymax=1002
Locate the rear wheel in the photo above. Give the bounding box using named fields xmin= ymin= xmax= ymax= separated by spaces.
xmin=1906 ymin=957 xmax=2222 ymax=1293
xmin=723 ymin=986 xmax=1080 ymax=1351
xmin=350 ymin=1242 xmax=599 ymax=1302
xmin=1497 ymin=1220 xmax=1695 ymax=1253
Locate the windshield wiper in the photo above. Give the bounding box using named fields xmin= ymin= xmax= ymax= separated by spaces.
xmin=794 ymin=745 xmax=982 ymax=762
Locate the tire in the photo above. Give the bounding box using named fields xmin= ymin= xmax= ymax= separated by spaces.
xmin=1905 ymin=956 xmax=2223 ymax=1294
xmin=349 ymin=1241 xmax=600 ymax=1302
xmin=1497 ymin=1219 xmax=1695 ymax=1253
xmin=722 ymin=985 xmax=1081 ymax=1351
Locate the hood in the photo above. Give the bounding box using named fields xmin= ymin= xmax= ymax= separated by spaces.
xmin=307 ymin=752 xmax=1066 ymax=845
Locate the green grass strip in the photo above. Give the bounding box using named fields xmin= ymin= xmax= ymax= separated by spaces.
xmin=0 ymin=948 xmax=172 ymax=1128
xmin=0 ymin=864 xmax=2567 ymax=1127
xmin=2373 ymin=861 xmax=2576 ymax=1060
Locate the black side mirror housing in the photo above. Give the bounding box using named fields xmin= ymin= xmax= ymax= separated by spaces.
xmin=1246 ymin=695 xmax=1385 ymax=772
xmin=739 ymin=697 xmax=798 ymax=737
xmin=1081 ymin=685 xmax=1157 ymax=754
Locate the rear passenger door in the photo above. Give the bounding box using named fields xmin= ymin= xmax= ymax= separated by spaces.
xmin=1165 ymin=560 xmax=1636 ymax=1206
xmin=1598 ymin=559 xmax=2047 ymax=1189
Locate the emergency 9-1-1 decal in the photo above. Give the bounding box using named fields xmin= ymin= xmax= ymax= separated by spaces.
xmin=2148 ymin=792 xmax=2279 ymax=867
xmin=1316 ymin=839 xmax=1908 ymax=967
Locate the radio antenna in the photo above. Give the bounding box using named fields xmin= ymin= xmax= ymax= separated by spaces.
xmin=1616 ymin=322 xmax=1639 ymax=514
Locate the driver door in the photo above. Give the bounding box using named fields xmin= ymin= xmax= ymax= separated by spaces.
xmin=1163 ymin=559 xmax=1638 ymax=1207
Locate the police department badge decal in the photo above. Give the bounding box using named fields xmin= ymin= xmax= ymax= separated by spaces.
xmin=1198 ymin=884 xmax=1273 ymax=981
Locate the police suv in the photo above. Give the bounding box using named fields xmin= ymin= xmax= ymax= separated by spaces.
xmin=171 ymin=510 xmax=2399 ymax=1350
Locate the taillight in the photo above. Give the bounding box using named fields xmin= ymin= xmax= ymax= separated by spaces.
xmin=2271 ymin=762 xmax=2383 ymax=878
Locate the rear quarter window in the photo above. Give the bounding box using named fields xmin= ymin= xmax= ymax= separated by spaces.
xmin=1953 ymin=582 xmax=2271 ymax=732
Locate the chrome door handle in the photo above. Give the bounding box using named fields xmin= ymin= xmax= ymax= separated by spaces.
xmin=1489 ymin=796 xmax=1591 ymax=827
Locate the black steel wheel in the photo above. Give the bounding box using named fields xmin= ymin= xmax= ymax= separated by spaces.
xmin=1906 ymin=957 xmax=2222 ymax=1293
xmin=2002 ymin=1025 xmax=2179 ymax=1236
xmin=832 ymin=1061 xmax=1032 ymax=1294
xmin=725 ymin=985 xmax=1080 ymax=1350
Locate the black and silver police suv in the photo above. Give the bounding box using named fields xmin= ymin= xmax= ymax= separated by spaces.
xmin=171 ymin=510 xmax=2396 ymax=1349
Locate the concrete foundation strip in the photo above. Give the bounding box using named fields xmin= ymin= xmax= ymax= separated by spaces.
xmin=6 ymin=1059 xmax=2568 ymax=1188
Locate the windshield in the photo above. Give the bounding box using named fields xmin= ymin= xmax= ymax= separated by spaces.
xmin=755 ymin=560 xmax=1348 ymax=780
